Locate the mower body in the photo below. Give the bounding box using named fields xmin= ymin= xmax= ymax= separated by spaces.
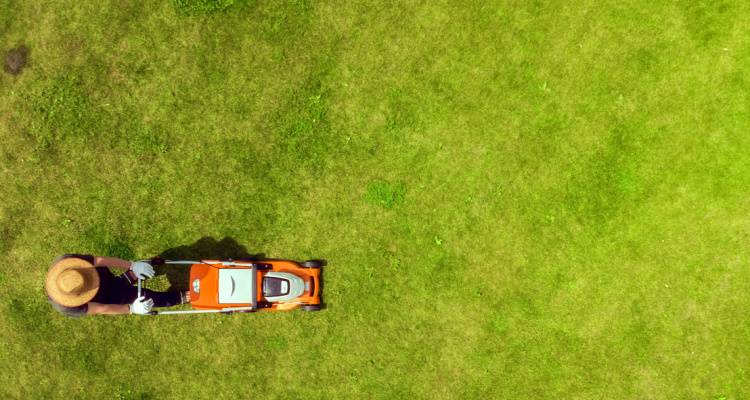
xmin=188 ymin=260 xmax=322 ymax=312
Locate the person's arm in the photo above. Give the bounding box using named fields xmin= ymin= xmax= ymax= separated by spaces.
xmin=86 ymin=302 xmax=130 ymax=315
xmin=93 ymin=256 xmax=155 ymax=279
xmin=92 ymin=256 xmax=131 ymax=271
xmin=86 ymin=297 xmax=154 ymax=316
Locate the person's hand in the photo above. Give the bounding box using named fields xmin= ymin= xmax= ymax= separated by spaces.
xmin=130 ymin=296 xmax=154 ymax=315
xmin=130 ymin=261 xmax=155 ymax=279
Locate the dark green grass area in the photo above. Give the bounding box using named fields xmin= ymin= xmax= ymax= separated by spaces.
xmin=2 ymin=1 xmax=750 ymax=398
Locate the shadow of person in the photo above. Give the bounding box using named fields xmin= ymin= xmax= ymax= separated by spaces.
xmin=154 ymin=237 xmax=265 ymax=291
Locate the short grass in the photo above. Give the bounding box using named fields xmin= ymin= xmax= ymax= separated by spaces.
xmin=1 ymin=0 xmax=750 ymax=398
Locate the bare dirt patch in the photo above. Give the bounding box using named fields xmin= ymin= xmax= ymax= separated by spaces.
xmin=4 ymin=45 xmax=29 ymax=75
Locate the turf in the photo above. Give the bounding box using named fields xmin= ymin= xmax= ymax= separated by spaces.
xmin=1 ymin=0 xmax=750 ymax=398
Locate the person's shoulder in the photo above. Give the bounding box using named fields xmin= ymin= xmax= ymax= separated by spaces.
xmin=47 ymin=297 xmax=89 ymax=318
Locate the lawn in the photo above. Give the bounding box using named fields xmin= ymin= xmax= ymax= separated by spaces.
xmin=1 ymin=0 xmax=749 ymax=398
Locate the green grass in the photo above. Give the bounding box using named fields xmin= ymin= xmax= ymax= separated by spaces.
xmin=2 ymin=0 xmax=750 ymax=398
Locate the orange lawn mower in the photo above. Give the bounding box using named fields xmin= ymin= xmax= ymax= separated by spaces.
xmin=137 ymin=258 xmax=323 ymax=315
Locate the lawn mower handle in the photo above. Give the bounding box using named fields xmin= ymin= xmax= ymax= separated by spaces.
xmin=134 ymin=258 xmax=161 ymax=315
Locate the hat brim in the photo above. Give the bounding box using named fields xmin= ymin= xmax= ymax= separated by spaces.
xmin=45 ymin=257 xmax=100 ymax=307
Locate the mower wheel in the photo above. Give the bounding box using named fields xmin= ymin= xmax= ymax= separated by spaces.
xmin=302 ymin=260 xmax=325 ymax=269
xmin=302 ymin=304 xmax=323 ymax=311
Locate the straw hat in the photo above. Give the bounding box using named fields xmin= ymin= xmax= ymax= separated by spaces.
xmin=45 ymin=257 xmax=100 ymax=307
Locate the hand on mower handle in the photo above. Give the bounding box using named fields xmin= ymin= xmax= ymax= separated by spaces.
xmin=130 ymin=296 xmax=154 ymax=315
xmin=130 ymin=261 xmax=155 ymax=279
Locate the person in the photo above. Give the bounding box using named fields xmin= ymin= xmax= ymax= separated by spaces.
xmin=45 ymin=254 xmax=189 ymax=317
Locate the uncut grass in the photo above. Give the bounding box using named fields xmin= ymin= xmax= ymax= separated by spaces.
xmin=2 ymin=0 xmax=750 ymax=399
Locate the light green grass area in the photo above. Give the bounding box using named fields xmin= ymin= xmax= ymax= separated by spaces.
xmin=1 ymin=0 xmax=750 ymax=398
